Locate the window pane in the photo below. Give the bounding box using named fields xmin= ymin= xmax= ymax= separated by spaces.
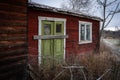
xmin=86 ymin=25 xmax=90 ymax=40
xmin=44 ymin=24 xmax=51 ymax=35
xmin=56 ymin=24 xmax=62 ymax=33
xmin=81 ymin=24 xmax=85 ymax=40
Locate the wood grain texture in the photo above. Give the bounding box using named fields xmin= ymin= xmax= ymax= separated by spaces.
xmin=0 ymin=0 xmax=27 ymax=80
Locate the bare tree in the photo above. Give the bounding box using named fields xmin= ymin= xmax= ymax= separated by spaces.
xmin=97 ymin=0 xmax=120 ymax=38
xmin=61 ymin=0 xmax=92 ymax=13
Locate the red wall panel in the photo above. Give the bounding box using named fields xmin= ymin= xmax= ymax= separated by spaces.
xmin=28 ymin=9 xmax=100 ymax=59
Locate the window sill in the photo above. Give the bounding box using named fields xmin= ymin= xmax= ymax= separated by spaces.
xmin=79 ymin=40 xmax=92 ymax=44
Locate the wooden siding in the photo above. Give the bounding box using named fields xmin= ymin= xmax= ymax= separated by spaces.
xmin=28 ymin=9 xmax=100 ymax=60
xmin=0 ymin=0 xmax=27 ymax=80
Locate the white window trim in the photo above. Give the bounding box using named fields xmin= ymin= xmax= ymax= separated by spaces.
xmin=38 ymin=16 xmax=66 ymax=64
xmin=79 ymin=21 xmax=92 ymax=44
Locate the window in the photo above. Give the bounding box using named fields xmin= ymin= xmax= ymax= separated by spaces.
xmin=56 ymin=24 xmax=62 ymax=33
xmin=44 ymin=24 xmax=51 ymax=35
xmin=79 ymin=21 xmax=92 ymax=44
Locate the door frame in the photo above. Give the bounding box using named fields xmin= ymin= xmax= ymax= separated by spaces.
xmin=38 ymin=16 xmax=66 ymax=64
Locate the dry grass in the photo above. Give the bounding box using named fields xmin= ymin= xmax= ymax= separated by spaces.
xmin=79 ymin=52 xmax=119 ymax=80
xmin=29 ymin=42 xmax=120 ymax=80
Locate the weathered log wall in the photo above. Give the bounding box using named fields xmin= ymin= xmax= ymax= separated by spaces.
xmin=0 ymin=0 xmax=28 ymax=80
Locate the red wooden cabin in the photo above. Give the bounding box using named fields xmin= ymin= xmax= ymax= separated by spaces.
xmin=28 ymin=2 xmax=102 ymax=64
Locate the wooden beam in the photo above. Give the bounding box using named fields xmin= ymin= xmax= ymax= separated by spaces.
xmin=33 ymin=35 xmax=68 ymax=39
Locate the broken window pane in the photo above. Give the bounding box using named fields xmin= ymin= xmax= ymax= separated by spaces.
xmin=44 ymin=24 xmax=51 ymax=35
xmin=56 ymin=24 xmax=62 ymax=33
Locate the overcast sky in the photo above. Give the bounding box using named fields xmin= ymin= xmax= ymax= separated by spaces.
xmin=31 ymin=0 xmax=120 ymax=31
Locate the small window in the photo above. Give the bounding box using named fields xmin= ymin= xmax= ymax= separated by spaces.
xmin=79 ymin=21 xmax=92 ymax=44
xmin=56 ymin=24 xmax=62 ymax=33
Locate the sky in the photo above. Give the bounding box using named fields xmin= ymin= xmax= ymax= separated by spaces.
xmin=31 ymin=0 xmax=120 ymax=31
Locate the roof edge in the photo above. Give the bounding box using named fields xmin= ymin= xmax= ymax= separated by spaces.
xmin=28 ymin=2 xmax=103 ymax=21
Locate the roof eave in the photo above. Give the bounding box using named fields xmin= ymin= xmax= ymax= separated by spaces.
xmin=28 ymin=2 xmax=103 ymax=21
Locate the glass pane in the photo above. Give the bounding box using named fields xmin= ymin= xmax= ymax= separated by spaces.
xmin=56 ymin=24 xmax=62 ymax=33
xmin=81 ymin=24 xmax=85 ymax=40
xmin=44 ymin=24 xmax=51 ymax=35
xmin=86 ymin=25 xmax=90 ymax=40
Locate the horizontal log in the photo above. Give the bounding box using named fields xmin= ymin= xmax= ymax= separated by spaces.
xmin=0 ymin=0 xmax=27 ymax=7
xmin=0 ymin=48 xmax=27 ymax=58
xmin=0 ymin=34 xmax=26 ymax=38
xmin=0 ymin=11 xmax=26 ymax=27
xmin=0 ymin=31 xmax=27 ymax=34
xmin=0 ymin=10 xmax=26 ymax=18
xmin=0 ymin=13 xmax=26 ymax=21
xmin=0 ymin=55 xmax=27 ymax=66
xmin=0 ymin=26 xmax=27 ymax=29
xmin=0 ymin=27 xmax=27 ymax=34
xmin=0 ymin=36 xmax=27 ymax=41
xmin=0 ymin=33 xmax=26 ymax=37
xmin=0 ymin=3 xmax=26 ymax=14
xmin=0 ymin=42 xmax=27 ymax=49
xmin=0 ymin=19 xmax=27 ymax=24
xmin=34 ymin=35 xmax=68 ymax=39
xmin=0 ymin=20 xmax=27 ymax=27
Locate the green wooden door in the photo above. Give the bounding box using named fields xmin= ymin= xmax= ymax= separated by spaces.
xmin=41 ymin=21 xmax=64 ymax=65
xmin=54 ymin=21 xmax=64 ymax=61
xmin=41 ymin=21 xmax=54 ymax=65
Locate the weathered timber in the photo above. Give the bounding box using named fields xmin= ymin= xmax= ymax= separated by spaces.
xmin=0 ymin=0 xmax=27 ymax=7
xmin=0 ymin=20 xmax=27 ymax=26
xmin=34 ymin=35 xmax=68 ymax=39
xmin=0 ymin=3 xmax=26 ymax=14
xmin=0 ymin=36 xmax=26 ymax=41
xmin=0 ymin=27 xmax=26 ymax=34
xmin=0 ymin=13 xmax=26 ymax=21
xmin=0 ymin=11 xmax=26 ymax=18
xmin=0 ymin=22 xmax=27 ymax=27
xmin=0 ymin=0 xmax=27 ymax=79
xmin=0 ymin=42 xmax=27 ymax=49
xmin=0 ymin=48 xmax=27 ymax=58
xmin=0 ymin=55 xmax=27 ymax=66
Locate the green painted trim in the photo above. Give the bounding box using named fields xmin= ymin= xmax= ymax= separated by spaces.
xmin=54 ymin=21 xmax=64 ymax=35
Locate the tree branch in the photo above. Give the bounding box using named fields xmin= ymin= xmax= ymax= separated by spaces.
xmin=106 ymin=0 xmax=117 ymax=6
xmin=104 ymin=2 xmax=120 ymax=28
xmin=97 ymin=0 xmax=104 ymax=6
xmin=99 ymin=0 xmax=107 ymax=38
xmin=105 ymin=12 xmax=112 ymax=20
xmin=111 ymin=8 xmax=120 ymax=13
